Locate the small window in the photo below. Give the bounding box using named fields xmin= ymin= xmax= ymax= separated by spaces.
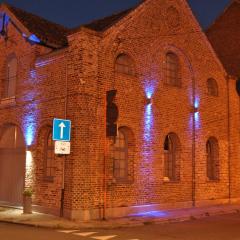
xmin=165 ymin=52 xmax=181 ymax=86
xmin=207 ymin=78 xmax=218 ymax=96
xmin=3 ymin=55 xmax=17 ymax=99
xmin=164 ymin=133 xmax=181 ymax=181
xmin=44 ymin=130 xmax=55 ymax=181
xmin=206 ymin=137 xmax=219 ymax=181
xmin=115 ymin=54 xmax=135 ymax=76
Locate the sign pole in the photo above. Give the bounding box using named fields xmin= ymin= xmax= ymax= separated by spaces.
xmin=60 ymin=64 xmax=69 ymax=217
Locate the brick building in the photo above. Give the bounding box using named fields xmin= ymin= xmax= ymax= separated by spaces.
xmin=0 ymin=0 xmax=239 ymax=221
xmin=207 ymin=0 xmax=240 ymax=78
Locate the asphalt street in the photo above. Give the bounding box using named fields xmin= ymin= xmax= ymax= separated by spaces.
xmin=1 ymin=213 xmax=240 ymax=240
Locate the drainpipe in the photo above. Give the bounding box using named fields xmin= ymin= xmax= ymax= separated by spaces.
xmin=103 ymin=92 xmax=107 ymax=220
xmin=226 ymin=75 xmax=231 ymax=203
xmin=191 ymin=66 xmax=196 ymax=207
xmin=60 ymin=49 xmax=68 ymax=217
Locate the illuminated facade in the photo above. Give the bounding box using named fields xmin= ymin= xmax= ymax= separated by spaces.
xmin=0 ymin=0 xmax=240 ymax=221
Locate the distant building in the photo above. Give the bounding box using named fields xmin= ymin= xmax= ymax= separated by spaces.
xmin=207 ymin=0 xmax=240 ymax=78
xmin=0 ymin=0 xmax=239 ymax=221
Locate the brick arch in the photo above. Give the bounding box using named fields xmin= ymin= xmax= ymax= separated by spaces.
xmin=114 ymin=52 xmax=136 ymax=76
xmin=112 ymin=48 xmax=142 ymax=94
xmin=34 ymin=123 xmax=62 ymax=211
xmin=35 ymin=120 xmax=52 ymax=146
xmin=112 ymin=44 xmax=144 ymax=77
xmin=100 ymin=37 xmax=144 ymax=96
xmin=6 ymin=52 xmax=17 ymax=62
xmin=99 ymin=34 xmax=140 ymax=74
xmin=35 ymin=124 xmax=53 ymax=179
xmin=3 ymin=53 xmax=18 ymax=98
xmin=207 ymin=78 xmax=219 ymax=96
xmin=0 ymin=122 xmax=25 ymax=147
xmin=118 ymin=126 xmax=136 ymax=148
xmin=150 ymin=42 xmax=193 ymax=73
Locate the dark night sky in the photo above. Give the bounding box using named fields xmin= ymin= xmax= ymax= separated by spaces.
xmin=0 ymin=0 xmax=231 ymax=29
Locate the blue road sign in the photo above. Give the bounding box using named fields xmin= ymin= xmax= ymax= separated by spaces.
xmin=53 ymin=118 xmax=71 ymax=142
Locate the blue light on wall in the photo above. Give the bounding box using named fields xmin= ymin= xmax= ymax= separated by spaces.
xmin=22 ymin=108 xmax=38 ymax=146
xmin=5 ymin=15 xmax=10 ymax=25
xmin=143 ymin=80 xmax=156 ymax=162
xmin=129 ymin=210 xmax=167 ymax=218
xmin=189 ymin=95 xmax=201 ymax=131
xmin=194 ymin=96 xmax=201 ymax=129
xmin=21 ymin=68 xmax=40 ymax=146
xmin=139 ymin=79 xmax=157 ymax=198
xmin=30 ymin=69 xmax=37 ymax=79
xmin=0 ymin=13 xmax=10 ymax=27
xmin=35 ymin=59 xmax=53 ymax=68
xmin=144 ymin=81 xmax=156 ymax=99
xmin=144 ymin=103 xmax=154 ymax=144
xmin=194 ymin=96 xmax=199 ymax=109
xmin=28 ymin=34 xmax=41 ymax=43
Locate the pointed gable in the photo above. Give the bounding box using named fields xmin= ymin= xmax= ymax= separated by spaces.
xmin=71 ymin=1 xmax=144 ymax=33
xmin=84 ymin=8 xmax=133 ymax=32
xmin=0 ymin=3 xmax=69 ymax=49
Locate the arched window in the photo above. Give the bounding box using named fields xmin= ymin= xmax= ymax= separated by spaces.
xmin=115 ymin=54 xmax=135 ymax=76
xmin=110 ymin=127 xmax=135 ymax=183
xmin=44 ymin=129 xmax=55 ymax=181
xmin=207 ymin=78 xmax=218 ymax=96
xmin=206 ymin=137 xmax=219 ymax=180
xmin=3 ymin=55 xmax=17 ymax=99
xmin=165 ymin=52 xmax=181 ymax=86
xmin=163 ymin=133 xmax=181 ymax=181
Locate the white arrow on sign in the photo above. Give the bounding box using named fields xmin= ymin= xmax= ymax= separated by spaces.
xmin=59 ymin=122 xmax=66 ymax=139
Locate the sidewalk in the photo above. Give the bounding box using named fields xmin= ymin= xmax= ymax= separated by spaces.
xmin=0 ymin=204 xmax=240 ymax=230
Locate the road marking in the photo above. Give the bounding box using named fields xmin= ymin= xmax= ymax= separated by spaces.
xmin=91 ymin=235 xmax=117 ymax=240
xmin=57 ymin=230 xmax=79 ymax=234
xmin=73 ymin=232 xmax=97 ymax=237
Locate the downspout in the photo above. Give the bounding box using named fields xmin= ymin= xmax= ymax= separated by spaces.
xmin=103 ymin=93 xmax=107 ymax=220
xmin=226 ymin=75 xmax=231 ymax=203
xmin=60 ymin=49 xmax=68 ymax=217
xmin=191 ymin=66 xmax=196 ymax=207
xmin=102 ymin=38 xmax=120 ymax=220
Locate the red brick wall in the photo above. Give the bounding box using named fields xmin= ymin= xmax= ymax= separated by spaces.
xmin=0 ymin=0 xmax=239 ymax=220
xmin=0 ymin=20 xmax=67 ymax=213
xmin=89 ymin=0 xmax=230 ymax=211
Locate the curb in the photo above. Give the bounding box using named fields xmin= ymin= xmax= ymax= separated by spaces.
xmin=0 ymin=206 xmax=240 ymax=230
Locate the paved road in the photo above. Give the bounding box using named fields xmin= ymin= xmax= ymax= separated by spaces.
xmin=1 ymin=213 xmax=240 ymax=240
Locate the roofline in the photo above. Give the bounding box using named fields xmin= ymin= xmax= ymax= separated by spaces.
xmin=68 ymin=26 xmax=103 ymax=39
xmin=0 ymin=2 xmax=67 ymax=49
xmin=0 ymin=3 xmax=31 ymax=36
xmin=101 ymin=0 xmax=146 ymax=35
xmin=206 ymin=0 xmax=238 ymax=33
xmin=70 ymin=0 xmax=145 ymax=35
xmin=182 ymin=0 xmax=227 ymax=75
